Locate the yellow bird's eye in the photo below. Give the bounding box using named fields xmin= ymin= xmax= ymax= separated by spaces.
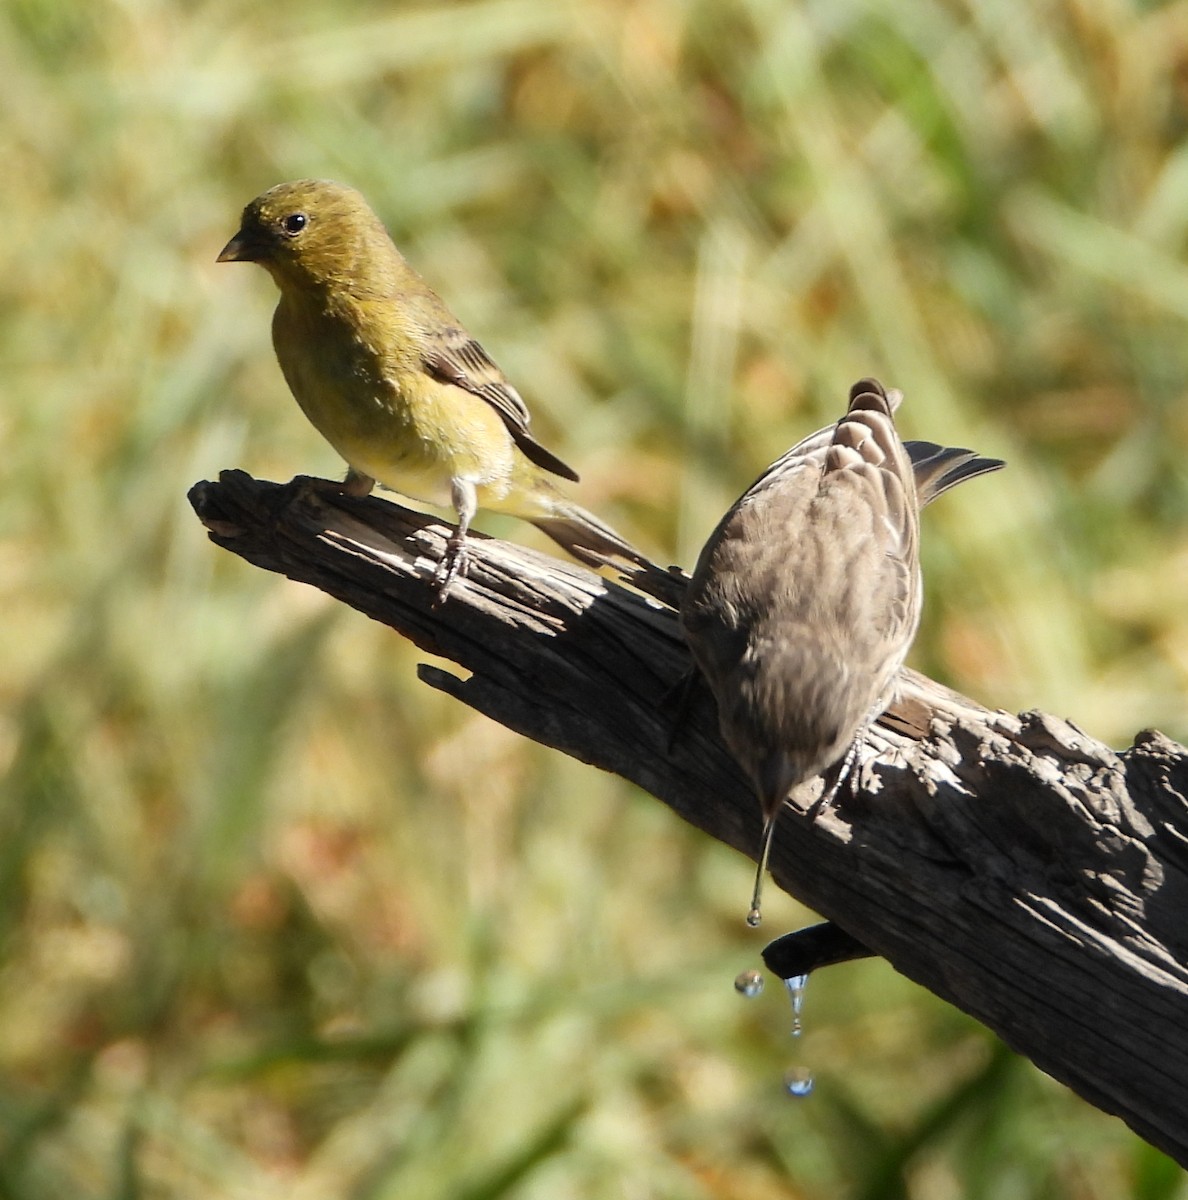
xmin=282 ymin=212 xmax=308 ymax=236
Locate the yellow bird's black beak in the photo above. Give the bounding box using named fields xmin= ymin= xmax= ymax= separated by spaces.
xmin=216 ymin=228 xmax=267 ymax=263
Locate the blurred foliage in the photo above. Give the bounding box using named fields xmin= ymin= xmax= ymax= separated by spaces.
xmin=2 ymin=0 xmax=1187 ymax=1195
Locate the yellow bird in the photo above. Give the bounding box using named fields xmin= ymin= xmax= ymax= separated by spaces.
xmin=218 ymin=179 xmax=651 ymax=597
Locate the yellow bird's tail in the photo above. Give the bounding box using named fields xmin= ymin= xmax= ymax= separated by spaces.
xmin=530 ymin=500 xmax=655 ymax=574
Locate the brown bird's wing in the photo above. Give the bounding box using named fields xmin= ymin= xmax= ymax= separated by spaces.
xmin=680 ymin=379 xmax=923 ymax=808
xmin=810 ymin=380 xmax=922 ymax=657
xmin=422 ymin=327 xmax=580 ymax=482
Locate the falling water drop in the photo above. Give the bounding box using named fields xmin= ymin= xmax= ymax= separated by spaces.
xmin=783 ymin=1065 xmax=815 ymax=1098
xmin=733 ymin=969 xmax=764 ymax=998
xmin=781 ymin=972 xmax=813 ymax=1097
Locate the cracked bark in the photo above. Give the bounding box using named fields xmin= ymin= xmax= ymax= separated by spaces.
xmin=189 ymin=470 xmax=1188 ymax=1165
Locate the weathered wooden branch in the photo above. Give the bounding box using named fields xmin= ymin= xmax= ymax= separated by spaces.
xmin=189 ymin=470 xmax=1188 ymax=1165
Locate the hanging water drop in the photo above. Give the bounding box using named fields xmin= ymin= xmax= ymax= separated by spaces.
xmin=783 ymin=972 xmax=809 ymax=1037
xmin=733 ymin=969 xmax=764 ymax=998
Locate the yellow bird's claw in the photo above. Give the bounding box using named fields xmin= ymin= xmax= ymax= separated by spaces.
xmin=432 ymin=534 xmax=470 ymax=606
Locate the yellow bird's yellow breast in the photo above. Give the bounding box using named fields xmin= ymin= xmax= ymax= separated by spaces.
xmin=271 ymin=291 xmax=518 ymax=508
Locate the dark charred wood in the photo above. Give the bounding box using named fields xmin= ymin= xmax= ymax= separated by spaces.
xmin=188 ymin=470 xmax=1188 ymax=1166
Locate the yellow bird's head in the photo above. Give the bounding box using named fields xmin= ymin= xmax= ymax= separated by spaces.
xmin=217 ymin=179 xmax=396 ymax=295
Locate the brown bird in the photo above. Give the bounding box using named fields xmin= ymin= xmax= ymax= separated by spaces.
xmin=680 ymin=379 xmax=1003 ymax=925
xmin=217 ymin=179 xmax=652 ymax=598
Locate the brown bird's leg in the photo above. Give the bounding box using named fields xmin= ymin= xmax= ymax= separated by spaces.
xmin=434 ymin=478 xmax=477 ymax=604
xmin=812 ymin=689 xmax=902 ymax=815
xmin=809 ymin=738 xmax=863 ymax=818
xmin=747 ymin=729 xmax=872 ymax=928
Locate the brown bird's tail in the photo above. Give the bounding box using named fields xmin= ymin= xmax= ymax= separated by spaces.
xmin=747 ymin=401 xmax=1003 ymax=512
xmin=906 ymin=441 xmax=1005 ymax=506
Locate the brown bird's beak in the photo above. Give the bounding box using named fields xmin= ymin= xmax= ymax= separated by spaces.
xmin=216 ymin=228 xmax=267 ymax=263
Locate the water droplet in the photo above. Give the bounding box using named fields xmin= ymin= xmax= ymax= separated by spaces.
xmin=733 ymin=969 xmax=764 ymax=998
xmin=745 ymin=905 xmax=762 ymax=928
xmin=784 ymin=972 xmax=809 ymax=1037
xmin=783 ymin=1065 xmax=815 ymax=1098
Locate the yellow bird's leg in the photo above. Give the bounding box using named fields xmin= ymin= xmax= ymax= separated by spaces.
xmin=342 ymin=467 xmax=376 ymax=497
xmin=434 ymin=478 xmax=477 ymax=604
xmin=290 ymin=467 xmax=375 ymax=499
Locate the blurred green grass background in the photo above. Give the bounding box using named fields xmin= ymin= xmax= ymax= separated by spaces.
xmin=3 ymin=0 xmax=1188 ymax=1195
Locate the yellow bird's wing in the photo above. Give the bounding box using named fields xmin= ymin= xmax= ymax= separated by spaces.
xmin=423 ymin=327 xmax=580 ymax=482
